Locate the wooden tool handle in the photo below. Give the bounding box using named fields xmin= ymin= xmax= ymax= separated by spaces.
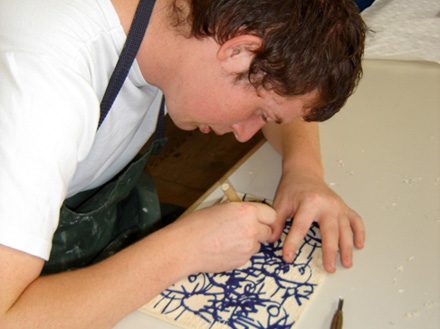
xmin=330 ymin=298 xmax=344 ymax=329
xmin=221 ymin=182 xmax=241 ymax=202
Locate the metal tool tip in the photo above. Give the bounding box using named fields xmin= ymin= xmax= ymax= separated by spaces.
xmin=338 ymin=298 xmax=344 ymax=311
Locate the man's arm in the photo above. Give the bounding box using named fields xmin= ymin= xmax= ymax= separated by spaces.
xmin=263 ymin=119 xmax=365 ymax=272
xmin=0 ymin=226 xmax=188 ymax=329
xmin=0 ymin=202 xmax=275 ymax=329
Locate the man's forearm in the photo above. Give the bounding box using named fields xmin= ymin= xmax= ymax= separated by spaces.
xmin=1 ymin=226 xmax=190 ymax=329
xmin=262 ymin=119 xmax=324 ymax=178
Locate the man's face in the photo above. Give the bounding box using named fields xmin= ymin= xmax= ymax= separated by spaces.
xmin=161 ymin=37 xmax=317 ymax=142
xmin=164 ymin=78 xmax=317 ymax=142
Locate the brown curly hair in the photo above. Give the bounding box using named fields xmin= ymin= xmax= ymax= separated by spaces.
xmin=171 ymin=0 xmax=366 ymax=122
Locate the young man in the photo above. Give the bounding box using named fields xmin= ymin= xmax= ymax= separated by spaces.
xmin=0 ymin=0 xmax=366 ymax=327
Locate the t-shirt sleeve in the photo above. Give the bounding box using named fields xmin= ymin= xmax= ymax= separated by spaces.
xmin=0 ymin=52 xmax=99 ymax=260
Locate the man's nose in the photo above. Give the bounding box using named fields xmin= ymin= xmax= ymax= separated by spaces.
xmin=231 ymin=118 xmax=265 ymax=143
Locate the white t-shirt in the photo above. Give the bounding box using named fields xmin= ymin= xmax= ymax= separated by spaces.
xmin=0 ymin=0 xmax=163 ymax=260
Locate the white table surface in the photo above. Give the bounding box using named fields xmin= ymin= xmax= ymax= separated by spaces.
xmin=115 ymin=60 xmax=440 ymax=328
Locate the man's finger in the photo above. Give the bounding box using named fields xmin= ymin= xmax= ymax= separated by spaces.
xmin=349 ymin=209 xmax=365 ymax=249
xmin=282 ymin=205 xmax=316 ymax=263
xmin=256 ymin=222 xmax=273 ymax=243
xmin=338 ymin=218 xmax=354 ymax=268
xmin=319 ymin=216 xmax=339 ymax=273
xmin=268 ymin=219 xmax=285 ymax=242
xmin=270 ymin=199 xmax=294 ymax=242
xmin=250 ymin=202 xmax=277 ymax=225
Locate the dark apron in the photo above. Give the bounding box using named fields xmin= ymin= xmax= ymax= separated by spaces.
xmin=43 ymin=0 xmax=163 ymax=274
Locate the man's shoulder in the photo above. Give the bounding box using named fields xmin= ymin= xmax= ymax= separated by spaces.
xmin=0 ymin=0 xmax=121 ymax=67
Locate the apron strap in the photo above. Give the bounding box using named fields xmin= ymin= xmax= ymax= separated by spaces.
xmin=98 ymin=0 xmax=156 ymax=129
xmin=154 ymin=96 xmax=166 ymax=140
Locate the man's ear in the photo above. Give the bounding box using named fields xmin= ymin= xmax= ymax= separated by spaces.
xmin=217 ymin=35 xmax=262 ymax=73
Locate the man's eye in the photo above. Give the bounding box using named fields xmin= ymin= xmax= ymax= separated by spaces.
xmin=260 ymin=113 xmax=269 ymax=122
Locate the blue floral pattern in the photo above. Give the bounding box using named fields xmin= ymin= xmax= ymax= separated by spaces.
xmin=142 ymin=201 xmax=325 ymax=329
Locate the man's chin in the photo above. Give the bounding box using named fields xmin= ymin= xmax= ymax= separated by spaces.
xmin=171 ymin=120 xmax=198 ymax=131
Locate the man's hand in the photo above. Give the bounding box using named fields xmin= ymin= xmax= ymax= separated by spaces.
xmin=263 ymin=118 xmax=365 ymax=273
xmin=270 ymin=170 xmax=365 ymax=273
xmin=171 ymin=201 xmax=276 ymax=273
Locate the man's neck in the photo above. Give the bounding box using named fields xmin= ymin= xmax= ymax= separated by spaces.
xmin=110 ymin=0 xmax=181 ymax=89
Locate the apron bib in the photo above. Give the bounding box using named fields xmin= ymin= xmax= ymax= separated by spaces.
xmin=43 ymin=0 xmax=163 ymax=274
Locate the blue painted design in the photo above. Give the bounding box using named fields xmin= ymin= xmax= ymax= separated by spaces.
xmin=151 ymin=209 xmax=323 ymax=329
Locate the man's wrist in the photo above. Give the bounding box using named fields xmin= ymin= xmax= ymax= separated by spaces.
xmin=281 ymin=156 xmax=324 ymax=179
